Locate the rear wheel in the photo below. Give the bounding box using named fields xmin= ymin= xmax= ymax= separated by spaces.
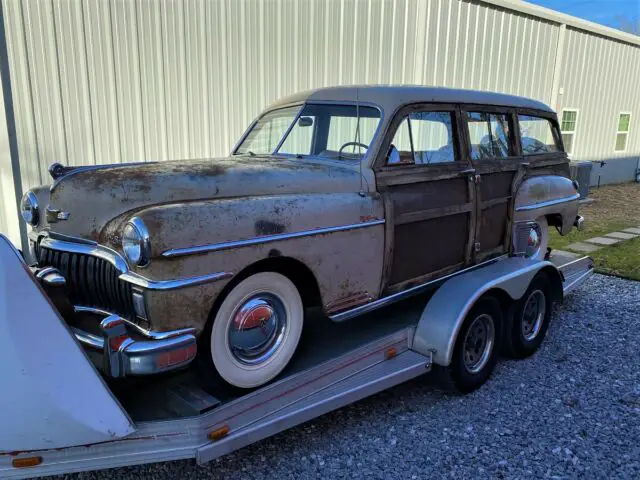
xmin=445 ymin=296 xmax=503 ymax=393
xmin=503 ymin=273 xmax=553 ymax=358
xmin=207 ymin=272 xmax=304 ymax=388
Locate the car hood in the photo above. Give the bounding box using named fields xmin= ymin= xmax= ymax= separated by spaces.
xmin=45 ymin=155 xmax=361 ymax=242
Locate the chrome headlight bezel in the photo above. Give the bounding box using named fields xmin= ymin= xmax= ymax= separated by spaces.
xmin=20 ymin=191 xmax=39 ymax=226
xmin=122 ymin=217 xmax=151 ymax=267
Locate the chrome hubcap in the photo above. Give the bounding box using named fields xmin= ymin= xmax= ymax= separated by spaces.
xmin=521 ymin=290 xmax=546 ymax=341
xmin=463 ymin=314 xmax=495 ymax=374
xmin=228 ymin=294 xmax=287 ymax=365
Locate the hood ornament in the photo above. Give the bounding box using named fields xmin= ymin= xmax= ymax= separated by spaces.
xmin=48 ymin=162 xmax=72 ymax=180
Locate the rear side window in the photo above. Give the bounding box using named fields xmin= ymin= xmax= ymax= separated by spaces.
xmin=466 ymin=112 xmax=511 ymax=161
xmin=387 ymin=111 xmax=456 ymax=165
xmin=518 ymin=115 xmax=561 ymax=155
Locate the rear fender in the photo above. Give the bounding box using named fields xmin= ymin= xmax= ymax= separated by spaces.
xmin=0 ymin=234 xmax=134 ymax=452
xmin=412 ymin=257 xmax=561 ymax=366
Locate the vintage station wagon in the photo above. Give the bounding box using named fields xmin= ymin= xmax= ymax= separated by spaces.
xmin=21 ymin=86 xmax=582 ymax=388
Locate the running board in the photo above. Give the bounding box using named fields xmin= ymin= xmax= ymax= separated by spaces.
xmin=196 ymin=350 xmax=430 ymax=464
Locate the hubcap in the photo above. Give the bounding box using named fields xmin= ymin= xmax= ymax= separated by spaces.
xmin=521 ymin=289 xmax=546 ymax=341
xmin=228 ymin=294 xmax=287 ymax=365
xmin=463 ymin=314 xmax=495 ymax=374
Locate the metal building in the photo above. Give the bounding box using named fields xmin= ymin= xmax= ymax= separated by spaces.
xmin=1 ymin=0 xmax=639 ymax=250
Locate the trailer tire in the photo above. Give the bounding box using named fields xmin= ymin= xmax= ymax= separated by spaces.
xmin=207 ymin=272 xmax=304 ymax=389
xmin=445 ymin=296 xmax=502 ymax=394
xmin=503 ymin=272 xmax=553 ymax=358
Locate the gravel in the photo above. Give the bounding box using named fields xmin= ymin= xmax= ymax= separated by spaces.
xmin=58 ymin=274 xmax=640 ymax=479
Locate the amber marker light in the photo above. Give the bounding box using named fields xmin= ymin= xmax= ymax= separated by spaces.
xmin=12 ymin=456 xmax=43 ymax=468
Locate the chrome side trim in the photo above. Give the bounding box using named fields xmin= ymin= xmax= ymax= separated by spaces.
xmin=119 ymin=270 xmax=233 ymax=290
xmin=73 ymin=305 xmax=196 ymax=340
xmin=329 ymin=255 xmax=509 ymax=322
xmin=515 ymin=193 xmax=580 ymax=212
xmin=162 ymin=219 xmax=386 ymax=258
xmin=39 ymin=235 xmax=233 ymax=290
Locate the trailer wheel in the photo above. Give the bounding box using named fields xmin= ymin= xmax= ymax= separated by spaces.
xmin=503 ymin=272 xmax=553 ymax=358
xmin=208 ymin=272 xmax=304 ymax=388
xmin=446 ymin=296 xmax=502 ymax=393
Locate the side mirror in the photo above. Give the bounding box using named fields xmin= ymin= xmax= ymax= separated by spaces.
xmin=298 ymin=116 xmax=313 ymax=127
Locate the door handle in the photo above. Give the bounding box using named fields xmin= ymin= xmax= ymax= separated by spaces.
xmin=460 ymin=168 xmax=476 ymax=174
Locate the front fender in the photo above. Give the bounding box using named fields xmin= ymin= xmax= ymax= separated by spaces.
xmin=0 ymin=235 xmax=134 ymax=451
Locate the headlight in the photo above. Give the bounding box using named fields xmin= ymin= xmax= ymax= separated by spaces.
xmin=20 ymin=191 xmax=39 ymax=226
xmin=122 ymin=217 xmax=151 ymax=267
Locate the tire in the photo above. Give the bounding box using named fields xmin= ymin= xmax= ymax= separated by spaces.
xmin=529 ymin=216 xmax=549 ymax=260
xmin=445 ymin=296 xmax=502 ymax=394
xmin=503 ymin=272 xmax=553 ymax=359
xmin=208 ymin=272 xmax=304 ymax=389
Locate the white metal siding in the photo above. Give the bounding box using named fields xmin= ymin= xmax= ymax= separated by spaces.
xmin=0 ymin=0 xmax=639 ymax=241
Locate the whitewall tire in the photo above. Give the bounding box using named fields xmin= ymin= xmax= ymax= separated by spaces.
xmin=210 ymin=272 xmax=303 ymax=388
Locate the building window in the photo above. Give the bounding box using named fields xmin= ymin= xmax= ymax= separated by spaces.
xmin=615 ymin=112 xmax=631 ymax=152
xmin=560 ymin=109 xmax=578 ymax=155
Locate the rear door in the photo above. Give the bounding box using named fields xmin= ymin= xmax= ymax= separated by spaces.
xmin=374 ymin=104 xmax=476 ymax=293
xmin=461 ymin=106 xmax=521 ymax=263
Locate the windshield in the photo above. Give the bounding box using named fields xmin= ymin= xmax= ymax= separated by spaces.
xmin=235 ymin=103 xmax=381 ymax=160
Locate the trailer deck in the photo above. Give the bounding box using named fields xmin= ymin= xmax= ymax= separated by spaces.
xmin=0 ymin=248 xmax=593 ymax=479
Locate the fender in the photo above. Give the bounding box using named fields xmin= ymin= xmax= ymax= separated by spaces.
xmin=0 ymin=235 xmax=134 ymax=451
xmin=412 ymin=257 xmax=562 ymax=366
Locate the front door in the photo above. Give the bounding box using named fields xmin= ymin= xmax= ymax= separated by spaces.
xmin=461 ymin=107 xmax=521 ymax=262
xmin=374 ymin=104 xmax=476 ymax=293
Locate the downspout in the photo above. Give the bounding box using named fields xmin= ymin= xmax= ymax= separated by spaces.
xmin=550 ymin=23 xmax=566 ymax=113
xmin=0 ymin=2 xmax=27 ymax=255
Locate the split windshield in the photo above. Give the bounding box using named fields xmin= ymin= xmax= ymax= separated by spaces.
xmin=234 ymin=104 xmax=381 ymax=160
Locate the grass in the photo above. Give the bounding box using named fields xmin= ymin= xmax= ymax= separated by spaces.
xmin=548 ymin=182 xmax=640 ymax=281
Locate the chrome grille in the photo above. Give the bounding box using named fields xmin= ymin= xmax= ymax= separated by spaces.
xmin=38 ymin=246 xmax=136 ymax=320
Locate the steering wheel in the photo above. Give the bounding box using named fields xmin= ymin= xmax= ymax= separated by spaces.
xmin=338 ymin=142 xmax=369 ymax=158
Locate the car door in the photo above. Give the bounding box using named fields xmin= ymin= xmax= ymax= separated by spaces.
xmin=374 ymin=104 xmax=476 ymax=294
xmin=460 ymin=106 xmax=521 ymax=263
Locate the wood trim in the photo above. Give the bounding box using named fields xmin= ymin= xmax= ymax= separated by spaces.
xmin=395 ymin=202 xmax=474 ymax=226
xmin=386 ymin=261 xmax=466 ymax=295
xmin=378 ymin=191 xmax=395 ymax=295
xmin=480 ymin=197 xmax=511 ymax=210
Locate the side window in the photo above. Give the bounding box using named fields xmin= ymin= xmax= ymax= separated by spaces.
xmin=387 ymin=111 xmax=456 ymax=165
xmin=615 ymin=112 xmax=631 ymax=152
xmin=518 ymin=115 xmax=561 ymax=155
xmin=279 ymin=116 xmax=316 ymax=155
xmin=560 ymin=109 xmax=578 ymax=155
xmin=465 ymin=112 xmax=511 ymax=161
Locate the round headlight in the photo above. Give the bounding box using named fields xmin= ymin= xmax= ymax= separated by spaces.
xmin=122 ymin=217 xmax=151 ymax=267
xmin=20 ymin=191 xmax=39 ymax=226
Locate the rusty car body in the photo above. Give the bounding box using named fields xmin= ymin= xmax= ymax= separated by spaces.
xmin=20 ymin=86 xmax=582 ymax=385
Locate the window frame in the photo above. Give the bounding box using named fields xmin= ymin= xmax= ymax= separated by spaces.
xmin=614 ymin=111 xmax=632 ymax=153
xmin=514 ymin=108 xmax=564 ymax=160
xmin=375 ymin=102 xmax=465 ymax=170
xmin=461 ymin=105 xmax=520 ymax=164
xmin=559 ymin=108 xmax=579 ymax=156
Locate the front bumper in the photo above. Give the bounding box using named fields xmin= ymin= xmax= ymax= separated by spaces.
xmin=31 ymin=265 xmax=197 ymax=378
xmin=72 ymin=306 xmax=197 ymax=378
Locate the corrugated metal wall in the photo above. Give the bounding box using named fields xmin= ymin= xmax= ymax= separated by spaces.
xmin=0 ymin=0 xmax=639 ymax=241
xmin=557 ymin=26 xmax=640 ymax=183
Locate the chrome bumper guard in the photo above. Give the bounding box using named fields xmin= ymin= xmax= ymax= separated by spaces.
xmin=71 ymin=309 xmax=197 ymax=378
xmin=574 ymin=215 xmax=585 ymax=231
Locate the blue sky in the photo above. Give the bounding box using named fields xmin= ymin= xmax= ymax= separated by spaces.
xmin=527 ymin=0 xmax=639 ymax=30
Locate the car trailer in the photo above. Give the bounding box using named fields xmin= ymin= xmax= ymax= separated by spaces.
xmin=0 ymin=234 xmax=593 ymax=478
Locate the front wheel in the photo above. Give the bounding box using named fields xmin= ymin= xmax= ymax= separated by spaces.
xmin=208 ymin=272 xmax=304 ymax=388
xmin=445 ymin=296 xmax=503 ymax=393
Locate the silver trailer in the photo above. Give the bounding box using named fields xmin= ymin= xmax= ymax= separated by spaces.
xmin=0 ymin=234 xmax=593 ymax=478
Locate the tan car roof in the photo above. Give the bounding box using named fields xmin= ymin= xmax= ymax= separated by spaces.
xmin=267 ymin=85 xmax=554 ymax=114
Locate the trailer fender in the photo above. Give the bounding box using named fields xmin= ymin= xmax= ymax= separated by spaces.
xmin=412 ymin=257 xmax=560 ymax=366
xmin=0 ymin=235 xmax=135 ymax=452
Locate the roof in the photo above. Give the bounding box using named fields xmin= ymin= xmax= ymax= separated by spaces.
xmin=268 ymin=85 xmax=555 ymax=114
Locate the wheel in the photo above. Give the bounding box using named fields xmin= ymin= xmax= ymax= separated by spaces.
xmin=208 ymin=272 xmax=304 ymax=388
xmin=503 ymin=272 xmax=553 ymax=359
xmin=445 ymin=296 xmax=502 ymax=394
xmin=526 ymin=216 xmax=549 ymax=260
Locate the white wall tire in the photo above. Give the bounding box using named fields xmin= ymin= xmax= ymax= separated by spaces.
xmin=529 ymin=216 xmax=549 ymax=260
xmin=210 ymin=272 xmax=303 ymax=389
